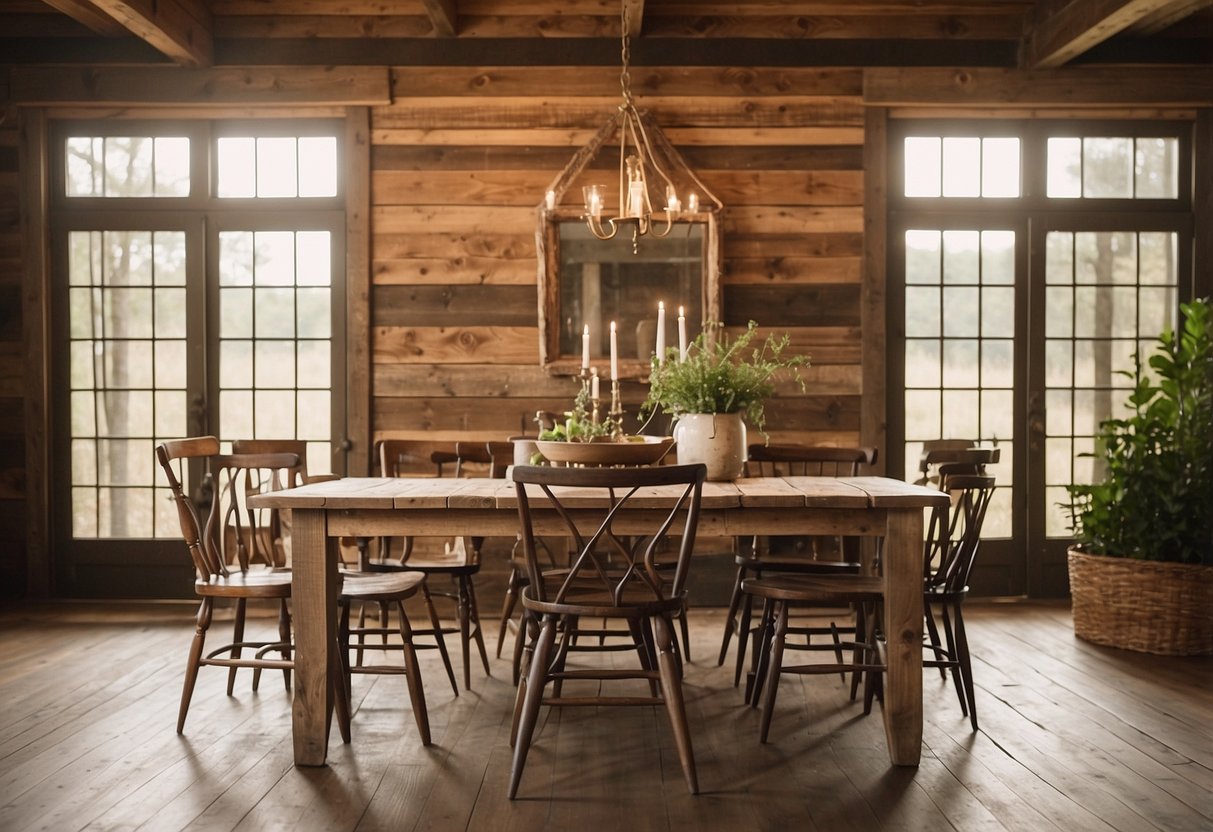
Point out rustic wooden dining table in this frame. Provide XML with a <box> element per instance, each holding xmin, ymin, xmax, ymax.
<box><xmin>250</xmin><ymin>474</ymin><xmax>950</xmax><ymax>769</ymax></box>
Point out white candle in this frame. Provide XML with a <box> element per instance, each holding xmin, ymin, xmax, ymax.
<box><xmin>687</xmin><ymin>193</ymin><xmax>699</xmax><ymax>213</ymax></box>
<box><xmin>610</xmin><ymin>321</ymin><xmax>618</xmax><ymax>380</ymax></box>
<box><xmin>656</xmin><ymin>301</ymin><xmax>666</xmax><ymax>364</ymax></box>
<box><xmin>545</xmin><ymin>190</ymin><xmax>556</xmax><ymax>211</ymax></box>
<box><xmin>582</xmin><ymin>324</ymin><xmax>590</xmax><ymax>370</ymax></box>
<box><xmin>678</xmin><ymin>306</ymin><xmax>688</xmax><ymax>361</ymax></box>
<box><xmin>591</xmin><ymin>368</ymin><xmax>600</xmax><ymax>400</ymax></box>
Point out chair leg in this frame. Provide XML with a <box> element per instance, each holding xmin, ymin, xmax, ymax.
<box><xmin>550</xmin><ymin>615</ymin><xmax>576</xmax><ymax>700</ymax></box>
<box><xmin>924</xmin><ymin>604</ymin><xmax>948</xmax><ymax>678</ymax></box>
<box><xmin>230</xmin><ymin>598</ymin><xmax>246</xmax><ymax>695</ymax></box>
<box><xmin>395</xmin><ymin>600</ymin><xmax>431</xmax><ymax>745</ymax></box>
<box><xmin>497</xmin><ymin>565</ymin><xmax>521</xmax><ymax>658</ymax></box>
<box><xmin>508</xmin><ymin>614</ymin><xmax>558</xmax><ymax>800</ymax></box>
<box><xmin>654</xmin><ymin>614</ymin><xmax>698</xmax><ymax>795</ymax></box>
<box><xmin>849</xmin><ymin>604</ymin><xmax>868</xmax><ymax>702</ymax></box>
<box><xmin>628</xmin><ymin>617</ymin><xmax>659</xmax><ymax>698</ymax></box>
<box><xmin>940</xmin><ymin>603</ymin><xmax>967</xmax><ymax>717</ymax></box>
<box><xmin>677</xmin><ymin>599</ymin><xmax>692</xmax><ymax>664</ymax></box>
<box><xmin>421</xmin><ymin>580</ymin><xmax>458</xmax><ymax>696</ymax></box>
<box><xmin>511</xmin><ymin>612</ymin><xmax>538</xmax><ymax>742</ymax></box>
<box><xmin>733</xmin><ymin>590</ymin><xmax>755</xmax><ymax>688</ymax></box>
<box><xmin>465</xmin><ymin>576</ymin><xmax>491</xmax><ymax>677</ymax></box>
<box><xmin>748</xmin><ymin>599</ymin><xmax>775</xmax><ymax>708</ymax></box>
<box><xmin>953</xmin><ymin>603</ymin><xmax>979</xmax><ymax>731</ymax></box>
<box><xmin>178</xmin><ymin>598</ymin><xmax>212</xmax><ymax>734</ymax></box>
<box><xmin>511</xmin><ymin>607</ymin><xmax>530</xmax><ymax>688</ymax></box>
<box><xmin>336</xmin><ymin>601</ymin><xmax>353</xmax><ymax>744</ymax></box>
<box><xmin>759</xmin><ymin>601</ymin><xmax>789</xmax><ymax>744</ymax></box>
<box><xmin>278</xmin><ymin>599</ymin><xmax>292</xmax><ymax>691</ymax></box>
<box><xmin>717</xmin><ymin>564</ymin><xmax>746</xmax><ymax>666</ymax></box>
<box><xmin>456</xmin><ymin>576</ymin><xmax>472</xmax><ymax>690</ymax></box>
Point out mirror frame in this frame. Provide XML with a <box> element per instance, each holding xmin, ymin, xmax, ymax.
<box><xmin>536</xmin><ymin>206</ymin><xmax>722</xmax><ymax>377</ymax></box>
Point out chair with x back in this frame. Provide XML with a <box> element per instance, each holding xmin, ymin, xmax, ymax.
<box><xmin>507</xmin><ymin>463</ymin><xmax>707</xmax><ymax>798</ymax></box>
<box><xmin>719</xmin><ymin>444</ymin><xmax>877</xmax><ymax>691</ymax></box>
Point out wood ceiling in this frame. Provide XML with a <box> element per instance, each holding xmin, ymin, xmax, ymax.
<box><xmin>1</xmin><ymin>0</ymin><xmax>1211</xmax><ymax>70</ymax></box>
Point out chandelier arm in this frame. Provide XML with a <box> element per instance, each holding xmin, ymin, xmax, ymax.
<box><xmin>630</xmin><ymin>110</ymin><xmax>678</xmax><ymax>197</ymax></box>
<box><xmin>621</xmin><ymin>109</ymin><xmax>657</xmax><ymax>216</ymax></box>
<box><xmin>639</xmin><ymin>110</ymin><xmax>724</xmax><ymax>211</ymax></box>
<box><xmin>543</xmin><ymin>111</ymin><xmax>623</xmax><ymax>203</ymax></box>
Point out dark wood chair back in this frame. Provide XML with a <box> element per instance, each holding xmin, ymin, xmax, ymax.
<box><xmin>510</xmin><ymin>463</ymin><xmax>706</xmax><ymax>609</ymax></box>
<box><xmin>924</xmin><ymin>473</ymin><xmax>996</xmax><ymax>595</ymax></box>
<box><xmin>745</xmin><ymin>444</ymin><xmax>877</xmax><ymax>478</ymax></box>
<box><xmin>918</xmin><ymin>446</ymin><xmax>1001</xmax><ymax>486</ymax></box>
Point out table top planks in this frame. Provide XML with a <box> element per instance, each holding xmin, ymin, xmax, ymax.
<box><xmin>250</xmin><ymin>474</ymin><xmax>946</xmax><ymax>512</ymax></box>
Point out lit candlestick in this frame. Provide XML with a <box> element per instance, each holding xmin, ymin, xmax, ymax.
<box><xmin>656</xmin><ymin>301</ymin><xmax>666</xmax><ymax>364</ymax></box>
<box><xmin>591</xmin><ymin>367</ymin><xmax>600</xmax><ymax>400</ymax></box>
<box><xmin>678</xmin><ymin>306</ymin><xmax>688</xmax><ymax>361</ymax></box>
<box><xmin>582</xmin><ymin>324</ymin><xmax>590</xmax><ymax>370</ymax></box>
<box><xmin>687</xmin><ymin>193</ymin><xmax>699</xmax><ymax>213</ymax></box>
<box><xmin>610</xmin><ymin>321</ymin><xmax>618</xmax><ymax>380</ymax></box>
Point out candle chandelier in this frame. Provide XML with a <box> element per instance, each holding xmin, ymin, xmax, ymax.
<box><xmin>549</xmin><ymin>2</ymin><xmax>720</xmax><ymax>249</ymax></box>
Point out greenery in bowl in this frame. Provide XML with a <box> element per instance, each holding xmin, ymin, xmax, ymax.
<box><xmin>1065</xmin><ymin>297</ymin><xmax>1212</xmax><ymax>565</ymax></box>
<box><xmin>537</xmin><ymin>381</ymin><xmax>619</xmax><ymax>443</ymax></box>
<box><xmin>641</xmin><ymin>320</ymin><xmax>808</xmax><ymax>439</ymax></box>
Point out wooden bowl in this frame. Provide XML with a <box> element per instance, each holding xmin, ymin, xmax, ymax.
<box><xmin>534</xmin><ymin>436</ymin><xmax>674</xmax><ymax>467</ymax></box>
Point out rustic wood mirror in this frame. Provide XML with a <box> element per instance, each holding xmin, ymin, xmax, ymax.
<box><xmin>537</xmin><ymin>208</ymin><xmax>721</xmax><ymax>376</ymax></box>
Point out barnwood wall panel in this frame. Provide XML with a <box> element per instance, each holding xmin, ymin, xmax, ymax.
<box><xmin>371</xmin><ymin>65</ymin><xmax>865</xmax><ymax>448</ymax></box>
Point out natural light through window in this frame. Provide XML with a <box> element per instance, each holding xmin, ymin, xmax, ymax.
<box><xmin>1046</xmin><ymin>136</ymin><xmax>1179</xmax><ymax>199</ymax></box>
<box><xmin>66</xmin><ymin>136</ymin><xmax>190</xmax><ymax>197</ymax></box>
<box><xmin>217</xmin><ymin>136</ymin><xmax>337</xmax><ymax>199</ymax></box>
<box><xmin>904</xmin><ymin>136</ymin><xmax>1020</xmax><ymax>199</ymax></box>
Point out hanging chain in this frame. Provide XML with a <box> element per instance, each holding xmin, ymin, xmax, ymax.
<box><xmin>619</xmin><ymin>3</ymin><xmax>634</xmax><ymax>109</ymax></box>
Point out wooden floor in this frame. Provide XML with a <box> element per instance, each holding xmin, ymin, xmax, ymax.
<box><xmin>1</xmin><ymin>600</ymin><xmax>1211</xmax><ymax>831</ymax></box>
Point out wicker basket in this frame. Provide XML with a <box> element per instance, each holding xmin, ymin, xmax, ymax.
<box><xmin>1068</xmin><ymin>547</ymin><xmax>1213</xmax><ymax>656</ymax></box>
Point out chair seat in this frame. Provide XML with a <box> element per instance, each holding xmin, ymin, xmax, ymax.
<box><xmin>734</xmin><ymin>555</ymin><xmax>861</xmax><ymax>574</ymax></box>
<box><xmin>368</xmin><ymin>555</ymin><xmax>480</xmax><ymax>576</ymax></box>
<box><xmin>521</xmin><ymin>579</ymin><xmax>684</xmax><ymax>619</ymax></box>
<box><xmin>339</xmin><ymin>571</ymin><xmax>426</xmax><ymax>602</ymax></box>
<box><xmin>741</xmin><ymin>574</ymin><xmax>883</xmax><ymax>603</ymax></box>
<box><xmin>195</xmin><ymin>571</ymin><xmax>293</xmax><ymax>599</ymax></box>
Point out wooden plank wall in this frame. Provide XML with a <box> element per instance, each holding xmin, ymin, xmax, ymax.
<box><xmin>370</xmin><ymin>66</ymin><xmax>867</xmax><ymax>451</ymax></box>
<box><xmin>0</xmin><ymin>99</ymin><xmax>26</xmax><ymax>597</ymax></box>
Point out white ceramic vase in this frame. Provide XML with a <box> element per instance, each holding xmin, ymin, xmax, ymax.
<box><xmin>673</xmin><ymin>412</ymin><xmax>747</xmax><ymax>481</ymax></box>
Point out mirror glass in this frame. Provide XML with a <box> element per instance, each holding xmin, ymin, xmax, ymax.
<box><xmin>538</xmin><ymin>212</ymin><xmax>720</xmax><ymax>374</ymax></box>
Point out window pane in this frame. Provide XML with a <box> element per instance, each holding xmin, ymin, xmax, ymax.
<box><xmin>1134</xmin><ymin>137</ymin><xmax>1178</xmax><ymax>199</ymax></box>
<box><xmin>942</xmin><ymin>230</ymin><xmax>979</xmax><ymax>284</ymax></box>
<box><xmin>1083</xmin><ymin>137</ymin><xmax>1133</xmax><ymax>198</ymax></box>
<box><xmin>105</xmin><ymin>137</ymin><xmax>153</xmax><ymax>197</ymax></box>
<box><xmin>255</xmin><ymin>390</ymin><xmax>295</xmax><ymax>437</ymax></box>
<box><xmin>153</xmin><ymin>137</ymin><xmax>190</xmax><ymax>197</ymax></box>
<box><xmin>1047</xmin><ymin>137</ymin><xmax>1081</xmax><ymax>198</ymax></box>
<box><xmin>981</xmin><ymin>287</ymin><xmax>1015</xmax><ymax>337</ymax></box>
<box><xmin>981</xmin><ymin>138</ymin><xmax>1019</xmax><ymax>197</ymax></box>
<box><xmin>218</xmin><ymin>137</ymin><xmax>256</xmax><ymax>198</ymax></box>
<box><xmin>296</xmin><ymin>232</ymin><xmax>331</xmax><ymax>286</ymax></box>
<box><xmin>905</xmin><ymin>287</ymin><xmax>940</xmax><ymax>337</ymax></box>
<box><xmin>257</xmin><ymin>137</ymin><xmax>298</xmax><ymax>198</ymax></box>
<box><xmin>220</xmin><ymin>340</ymin><xmax>253</xmax><ymax>388</ymax></box>
<box><xmin>255</xmin><ymin>232</ymin><xmax>296</xmax><ymax>286</ymax></box>
<box><xmin>154</xmin><ymin>340</ymin><xmax>187</xmax><ymax>388</ymax></box>
<box><xmin>941</xmin><ymin>137</ymin><xmax>980</xmax><ymax>198</ymax></box>
<box><xmin>981</xmin><ymin>389</ymin><xmax>1014</xmax><ymax>439</ymax></box>
<box><xmin>220</xmin><ymin>231</ymin><xmax>254</xmax><ymax>286</ymax></box>
<box><xmin>221</xmin><ymin>390</ymin><xmax>254</xmax><ymax>440</ymax></box>
<box><xmin>296</xmin><ymin>288</ymin><xmax>331</xmax><ymax>338</ymax></box>
<box><xmin>299</xmin><ymin>137</ymin><xmax>337</xmax><ymax>197</ymax></box>
<box><xmin>942</xmin><ymin>287</ymin><xmax>979</xmax><ymax>337</ymax></box>
<box><xmin>153</xmin><ymin>231</ymin><xmax>187</xmax><ymax>286</ymax></box>
<box><xmin>220</xmin><ymin>288</ymin><xmax>253</xmax><ymax>338</ymax></box>
<box><xmin>905</xmin><ymin>230</ymin><xmax>941</xmax><ymax>284</ymax></box>
<box><xmin>66</xmin><ymin>137</ymin><xmax>103</xmax><ymax>196</ymax></box>
<box><xmin>904</xmin><ymin>137</ymin><xmax>941</xmax><ymax>197</ymax></box>
<box><xmin>904</xmin><ymin>390</ymin><xmax>941</xmax><ymax>440</ymax></box>
<box><xmin>904</xmin><ymin>339</ymin><xmax>940</xmax><ymax>387</ymax></box>
<box><xmin>981</xmin><ymin>339</ymin><xmax>1014</xmax><ymax>388</ymax></box>
<box><xmin>255</xmin><ymin>341</ymin><xmax>296</xmax><ymax>389</ymax></box>
<box><xmin>981</xmin><ymin>231</ymin><xmax>1015</xmax><ymax>285</ymax></box>
<box><xmin>941</xmin><ymin>390</ymin><xmax>979</xmax><ymax>438</ymax></box>
<box><xmin>942</xmin><ymin>339</ymin><xmax>979</xmax><ymax>387</ymax></box>
<box><xmin>255</xmin><ymin>288</ymin><xmax>295</xmax><ymax>338</ymax></box>
<box><xmin>297</xmin><ymin>391</ymin><xmax>331</xmax><ymax>440</ymax></box>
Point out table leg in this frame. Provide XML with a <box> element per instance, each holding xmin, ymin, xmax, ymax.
<box><xmin>291</xmin><ymin>509</ymin><xmax>339</xmax><ymax>766</ymax></box>
<box><xmin>882</xmin><ymin>507</ymin><xmax>923</xmax><ymax>766</ymax></box>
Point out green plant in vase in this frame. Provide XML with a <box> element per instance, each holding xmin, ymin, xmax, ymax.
<box><xmin>643</xmin><ymin>320</ymin><xmax>808</xmax><ymax>480</ymax></box>
<box><xmin>537</xmin><ymin>379</ymin><xmax>619</xmax><ymax>443</ymax></box>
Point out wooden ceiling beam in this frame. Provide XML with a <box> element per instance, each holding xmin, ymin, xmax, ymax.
<box><xmin>45</xmin><ymin>0</ymin><xmax>214</xmax><ymax>67</ymax></box>
<box><xmin>37</xmin><ymin>0</ymin><xmax>129</xmax><ymax>38</ymax></box>
<box><xmin>1125</xmin><ymin>0</ymin><xmax>1213</xmax><ymax>35</ymax></box>
<box><xmin>423</xmin><ymin>0</ymin><xmax>459</xmax><ymax>37</ymax></box>
<box><xmin>1021</xmin><ymin>0</ymin><xmax>1199</xmax><ymax>68</ymax></box>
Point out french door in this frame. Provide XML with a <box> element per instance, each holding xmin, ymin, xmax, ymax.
<box><xmin>889</xmin><ymin>120</ymin><xmax>1194</xmax><ymax>597</ymax></box>
<box><xmin>50</xmin><ymin>121</ymin><xmax>346</xmax><ymax>597</ymax></box>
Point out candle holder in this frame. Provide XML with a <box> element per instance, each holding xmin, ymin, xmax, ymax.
<box><xmin>609</xmin><ymin>379</ymin><xmax>625</xmax><ymax>442</ymax></box>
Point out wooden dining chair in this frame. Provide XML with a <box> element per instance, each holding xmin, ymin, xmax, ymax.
<box><xmin>718</xmin><ymin>444</ymin><xmax>877</xmax><ymax>688</ymax></box>
<box><xmin>507</xmin><ymin>463</ymin><xmax>707</xmax><ymax>798</ymax></box>
<box><xmin>365</xmin><ymin>438</ymin><xmax>491</xmax><ymax>691</ymax></box>
<box><xmin>157</xmin><ymin>437</ymin><xmax>297</xmax><ymax>732</ymax></box>
<box><xmin>743</xmin><ymin>471</ymin><xmax>996</xmax><ymax>739</ymax></box>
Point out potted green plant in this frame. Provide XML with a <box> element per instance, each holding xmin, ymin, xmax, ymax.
<box><xmin>1065</xmin><ymin>297</ymin><xmax>1213</xmax><ymax>655</ymax></box>
<box><xmin>643</xmin><ymin>321</ymin><xmax>808</xmax><ymax>480</ymax></box>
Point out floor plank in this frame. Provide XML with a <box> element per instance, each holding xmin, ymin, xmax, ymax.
<box><xmin>0</xmin><ymin>600</ymin><xmax>1209</xmax><ymax>832</ymax></box>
